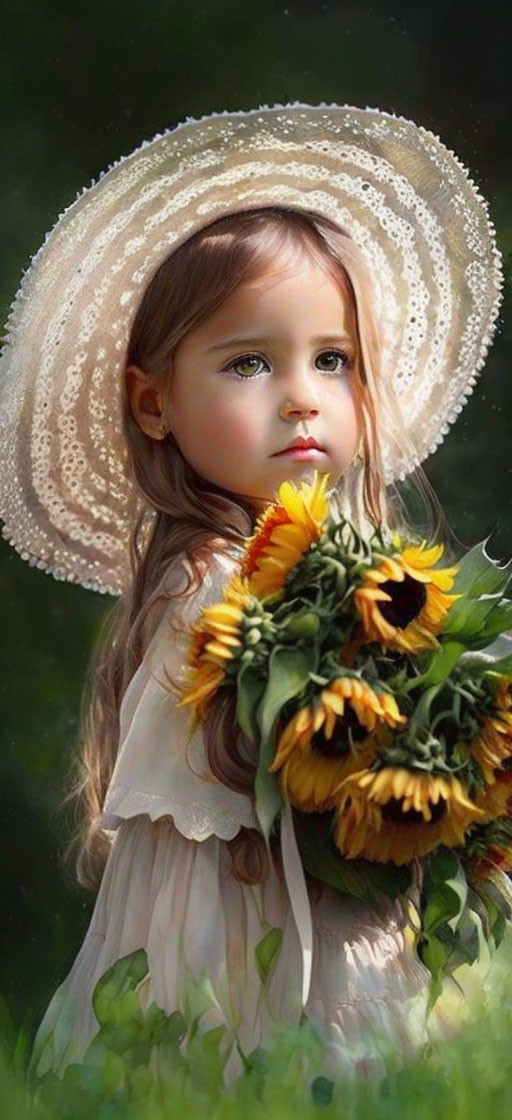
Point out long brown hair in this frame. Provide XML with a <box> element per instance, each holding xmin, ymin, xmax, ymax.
<box><xmin>67</xmin><ymin>205</ymin><xmax>459</xmax><ymax>891</ymax></box>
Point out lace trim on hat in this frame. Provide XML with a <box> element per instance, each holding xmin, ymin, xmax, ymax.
<box><xmin>0</xmin><ymin>103</ymin><xmax>503</xmax><ymax>595</ymax></box>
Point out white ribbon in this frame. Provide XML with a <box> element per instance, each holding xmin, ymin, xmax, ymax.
<box><xmin>280</xmin><ymin>801</ymin><xmax>313</xmax><ymax>1007</ymax></box>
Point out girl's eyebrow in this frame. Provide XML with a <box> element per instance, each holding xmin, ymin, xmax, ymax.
<box><xmin>208</xmin><ymin>333</ymin><xmax>355</xmax><ymax>351</ymax></box>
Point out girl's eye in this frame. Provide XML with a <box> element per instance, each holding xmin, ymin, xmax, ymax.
<box><xmin>315</xmin><ymin>349</ymin><xmax>352</xmax><ymax>374</ymax></box>
<box><xmin>223</xmin><ymin>353</ymin><xmax>269</xmax><ymax>379</ymax></box>
<box><xmin>222</xmin><ymin>348</ymin><xmax>353</xmax><ymax>380</ymax></box>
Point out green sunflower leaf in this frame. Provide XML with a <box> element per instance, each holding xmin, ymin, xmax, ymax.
<box><xmin>254</xmin><ymin>926</ymin><xmax>283</xmax><ymax>985</ymax></box>
<box><xmin>254</xmin><ymin>766</ymin><xmax>282</xmax><ymax>846</ymax></box>
<box><xmin>407</xmin><ymin>640</ymin><xmax>467</xmax><ymax>689</ymax></box>
<box><xmin>450</xmin><ymin>907</ymin><xmax>483</xmax><ymax>967</ymax></box>
<box><xmin>421</xmin><ymin>849</ymin><xmax>467</xmax><ymax>938</ymax></box>
<box><xmin>259</xmin><ymin>645</ymin><xmax>318</xmax><ymax>743</ymax></box>
<box><xmin>441</xmin><ymin>594</ymin><xmax>503</xmax><ymax>639</ymax></box>
<box><xmin>451</xmin><ymin>537</ymin><xmax>512</xmax><ymax>598</ymax></box>
<box><xmin>470</xmin><ymin>599</ymin><xmax>512</xmax><ymax>646</ymax></box>
<box><xmin>236</xmin><ymin>662</ymin><xmax>266</xmax><ymax>742</ymax></box>
<box><xmin>254</xmin><ymin>645</ymin><xmax>318</xmax><ymax>843</ymax></box>
<box><xmin>420</xmin><ymin>934</ymin><xmax>453</xmax><ymax>1012</ymax></box>
<box><xmin>92</xmin><ymin>949</ymin><xmax>149</xmax><ymax>1027</ymax></box>
<box><xmin>476</xmin><ymin>876</ymin><xmax>512</xmax><ymax>946</ymax></box>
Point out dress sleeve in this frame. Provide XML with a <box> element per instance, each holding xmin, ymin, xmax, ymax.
<box><xmin>100</xmin><ymin>549</ymin><xmax>259</xmax><ymax>841</ymax></box>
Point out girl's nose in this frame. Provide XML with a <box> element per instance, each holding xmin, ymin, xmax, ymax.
<box><xmin>279</xmin><ymin>399</ymin><xmax>319</xmax><ymax>421</ymax></box>
<box><xmin>278</xmin><ymin>369</ymin><xmax>321</xmax><ymax>421</ymax></box>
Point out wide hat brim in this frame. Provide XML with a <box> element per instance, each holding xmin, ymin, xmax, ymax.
<box><xmin>0</xmin><ymin>102</ymin><xmax>503</xmax><ymax>595</ymax></box>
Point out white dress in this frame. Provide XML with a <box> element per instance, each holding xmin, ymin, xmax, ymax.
<box><xmin>31</xmin><ymin>547</ymin><xmax>504</xmax><ymax>1085</ymax></box>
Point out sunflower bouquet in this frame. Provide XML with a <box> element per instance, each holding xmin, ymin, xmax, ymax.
<box><xmin>179</xmin><ymin>471</ymin><xmax>512</xmax><ymax>1003</ymax></box>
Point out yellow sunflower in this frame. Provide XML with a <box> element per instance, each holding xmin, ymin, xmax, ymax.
<box><xmin>179</xmin><ymin>574</ymin><xmax>251</xmax><ymax>727</ymax></box>
<box><xmin>241</xmin><ymin>470</ymin><xmax>330</xmax><ymax>598</ymax></box>
<box><xmin>334</xmin><ymin>766</ymin><xmax>485</xmax><ymax>865</ymax></box>
<box><xmin>470</xmin><ymin>676</ymin><xmax>512</xmax><ymax>783</ymax></box>
<box><xmin>353</xmin><ymin>541</ymin><xmax>461</xmax><ymax>654</ymax></box>
<box><xmin>268</xmin><ymin>676</ymin><xmax>405</xmax><ymax>812</ymax></box>
<box><xmin>277</xmin><ymin>737</ymin><xmax>382</xmax><ymax>813</ymax></box>
<box><xmin>474</xmin><ymin>767</ymin><xmax>512</xmax><ymax>822</ymax></box>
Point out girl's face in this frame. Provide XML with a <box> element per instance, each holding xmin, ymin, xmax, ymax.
<box><xmin>167</xmin><ymin>253</ymin><xmax>362</xmax><ymax>506</ymax></box>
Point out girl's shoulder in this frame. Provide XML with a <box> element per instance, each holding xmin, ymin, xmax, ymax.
<box><xmin>162</xmin><ymin>539</ymin><xmax>244</xmax><ymax>604</ymax></box>
<box><xmin>140</xmin><ymin>540</ymin><xmax>244</xmax><ymax>656</ymax></box>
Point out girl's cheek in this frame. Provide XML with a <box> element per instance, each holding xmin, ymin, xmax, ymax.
<box><xmin>325</xmin><ymin>377</ymin><xmax>357</xmax><ymax>405</ymax></box>
<box><xmin>208</xmin><ymin>396</ymin><xmax>263</xmax><ymax>443</ymax></box>
<box><xmin>227</xmin><ymin>413</ymin><xmax>261</xmax><ymax>445</ymax></box>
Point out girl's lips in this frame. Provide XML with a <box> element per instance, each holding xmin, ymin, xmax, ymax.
<box><xmin>273</xmin><ymin>447</ymin><xmax>326</xmax><ymax>460</ymax></box>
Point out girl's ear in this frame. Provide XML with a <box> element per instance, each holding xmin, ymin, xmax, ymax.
<box><xmin>125</xmin><ymin>364</ymin><xmax>171</xmax><ymax>440</ymax></box>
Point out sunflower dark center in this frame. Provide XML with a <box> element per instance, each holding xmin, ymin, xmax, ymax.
<box><xmin>312</xmin><ymin>705</ymin><xmax>368</xmax><ymax>757</ymax></box>
<box><xmin>381</xmin><ymin>797</ymin><xmax>446</xmax><ymax>825</ymax></box>
<box><xmin>378</xmin><ymin>575</ymin><xmax>427</xmax><ymax>630</ymax></box>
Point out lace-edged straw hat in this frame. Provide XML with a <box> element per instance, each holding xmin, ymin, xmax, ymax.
<box><xmin>0</xmin><ymin>102</ymin><xmax>503</xmax><ymax>595</ymax></box>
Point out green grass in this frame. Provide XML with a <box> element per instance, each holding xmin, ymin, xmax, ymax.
<box><xmin>1</xmin><ymin>943</ymin><xmax>512</xmax><ymax>1120</ymax></box>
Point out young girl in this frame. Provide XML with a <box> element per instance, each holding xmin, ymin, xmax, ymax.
<box><xmin>0</xmin><ymin>104</ymin><xmax>505</xmax><ymax>1086</ymax></box>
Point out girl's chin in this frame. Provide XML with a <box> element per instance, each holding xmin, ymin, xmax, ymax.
<box><xmin>273</xmin><ymin>459</ymin><xmax>338</xmax><ymax>485</ymax></box>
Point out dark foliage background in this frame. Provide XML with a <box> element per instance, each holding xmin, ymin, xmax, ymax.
<box><xmin>1</xmin><ymin>0</ymin><xmax>511</xmax><ymax>1036</ymax></box>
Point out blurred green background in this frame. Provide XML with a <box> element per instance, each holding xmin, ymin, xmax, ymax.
<box><xmin>1</xmin><ymin>0</ymin><xmax>511</xmax><ymax>1039</ymax></box>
